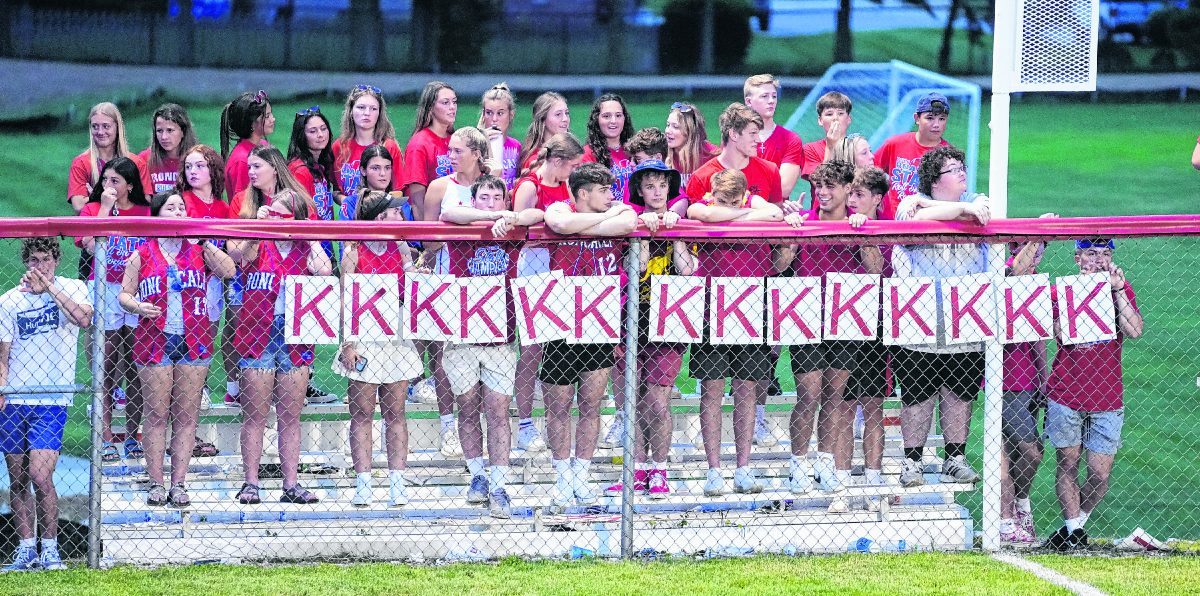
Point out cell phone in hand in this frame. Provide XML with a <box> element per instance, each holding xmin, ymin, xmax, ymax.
<box><xmin>355</xmin><ymin>356</ymin><xmax>368</xmax><ymax>372</ymax></box>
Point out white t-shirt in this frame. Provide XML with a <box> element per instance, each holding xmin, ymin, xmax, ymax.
<box><xmin>434</xmin><ymin>176</ymin><xmax>476</xmax><ymax>274</ymax></box>
<box><xmin>0</xmin><ymin>278</ymin><xmax>90</xmax><ymax>406</ymax></box>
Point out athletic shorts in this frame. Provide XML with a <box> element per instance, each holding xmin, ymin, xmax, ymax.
<box><xmin>1045</xmin><ymin>400</ymin><xmax>1123</xmax><ymax>455</ymax></box>
<box><xmin>688</xmin><ymin>341</ymin><xmax>774</xmax><ymax>382</ymax></box>
<box><xmin>613</xmin><ymin>341</ymin><xmax>686</xmax><ymax>387</ymax></box>
<box><xmin>0</xmin><ymin>404</ymin><xmax>67</xmax><ymax>453</ymax></box>
<box><xmin>141</xmin><ymin>333</ymin><xmax>212</xmax><ymax>367</ymax></box>
<box><xmin>894</xmin><ymin>349</ymin><xmax>984</xmax><ymax>406</ymax></box>
<box><xmin>443</xmin><ymin>341</ymin><xmax>519</xmax><ymax>396</ymax></box>
<box><xmin>1002</xmin><ymin>390</ymin><xmax>1041</xmax><ymax>443</ymax></box>
<box><xmin>789</xmin><ymin>341</ymin><xmax>857</xmax><ymax>375</ymax></box>
<box><xmin>539</xmin><ymin>340</ymin><xmax>614</xmax><ymax>386</ymax></box>
<box><xmin>90</xmin><ymin>280</ymin><xmax>138</xmax><ymax>331</ymax></box>
<box><xmin>847</xmin><ymin>339</ymin><xmax>890</xmax><ymax>399</ymax></box>
<box><xmin>240</xmin><ymin>316</ymin><xmax>307</xmax><ymax>373</ymax></box>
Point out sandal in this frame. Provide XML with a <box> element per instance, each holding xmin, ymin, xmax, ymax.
<box><xmin>280</xmin><ymin>484</ymin><xmax>319</xmax><ymax>504</ymax></box>
<box><xmin>192</xmin><ymin>437</ymin><xmax>220</xmax><ymax>458</ymax></box>
<box><xmin>236</xmin><ymin>482</ymin><xmax>261</xmax><ymax>505</ymax></box>
<box><xmin>146</xmin><ymin>484</ymin><xmax>167</xmax><ymax>506</ymax></box>
<box><xmin>101</xmin><ymin>442</ymin><xmax>120</xmax><ymax>463</ymax></box>
<box><xmin>124</xmin><ymin>438</ymin><xmax>144</xmax><ymax>459</ymax></box>
<box><xmin>168</xmin><ymin>483</ymin><xmax>191</xmax><ymax>508</ymax></box>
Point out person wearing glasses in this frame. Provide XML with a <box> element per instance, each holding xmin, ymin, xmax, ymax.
<box><xmin>873</xmin><ymin>92</ymin><xmax>952</xmax><ymax>220</ymax></box>
<box><xmin>332</xmin><ymin>84</ymin><xmax>404</xmax><ymax>200</ymax></box>
<box><xmin>117</xmin><ymin>192</ymin><xmax>236</xmax><ymax>507</ymax></box>
<box><xmin>890</xmin><ymin>144</ymin><xmax>991</xmax><ymax>490</ymax></box>
<box><xmin>0</xmin><ymin>238</ymin><xmax>92</xmax><ymax>572</ymax></box>
<box><xmin>1043</xmin><ymin>238</ymin><xmax>1143</xmax><ymax>551</ymax></box>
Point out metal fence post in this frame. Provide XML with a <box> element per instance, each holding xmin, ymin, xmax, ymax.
<box><xmin>980</xmin><ymin>242</ymin><xmax>1005</xmax><ymax>551</ymax></box>
<box><xmin>87</xmin><ymin>238</ymin><xmax>107</xmax><ymax>568</ymax></box>
<box><xmin>619</xmin><ymin>239</ymin><xmax>641</xmax><ymax>559</ymax></box>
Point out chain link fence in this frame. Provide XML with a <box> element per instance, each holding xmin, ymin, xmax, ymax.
<box><xmin>0</xmin><ymin>213</ymin><xmax>1196</xmax><ymax>568</ymax></box>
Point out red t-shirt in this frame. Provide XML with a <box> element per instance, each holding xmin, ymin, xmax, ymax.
<box><xmin>873</xmin><ymin>133</ymin><xmax>949</xmax><ymax>220</ymax></box>
<box><xmin>1047</xmin><ymin>283</ymin><xmax>1139</xmax><ymax>412</ymax></box>
<box><xmin>514</xmin><ymin>171</ymin><xmax>570</xmax><ymax>211</ymax></box>
<box><xmin>582</xmin><ymin>145</ymin><xmax>636</xmax><ymax>201</ymax></box>
<box><xmin>67</xmin><ymin>151</ymin><xmax>154</xmax><ymax>206</ymax></box>
<box><xmin>224</xmin><ymin>139</ymin><xmax>266</xmax><ymax>202</ymax></box>
<box><xmin>287</xmin><ymin>159</ymin><xmax>337</xmax><ymax>222</ymax></box>
<box><xmin>800</xmin><ymin>139</ymin><xmax>826</xmax><ymax>180</ymax></box>
<box><xmin>757</xmin><ymin>125</ymin><xmax>804</xmax><ymax>169</ymax></box>
<box><xmin>332</xmin><ymin>138</ymin><xmax>403</xmax><ymax>199</ymax></box>
<box><xmin>401</xmin><ymin>128</ymin><xmax>452</xmax><ymax>191</ymax></box>
<box><xmin>1003</xmin><ymin>343</ymin><xmax>1040</xmax><ymax>393</ymax></box>
<box><xmin>685</xmin><ymin>155</ymin><xmax>783</xmax><ymax>205</ymax></box>
<box><xmin>137</xmin><ymin>148</ymin><xmax>181</xmax><ymax>195</ymax></box>
<box><xmin>182</xmin><ymin>189</ymin><xmax>230</xmax><ymax>220</ymax></box>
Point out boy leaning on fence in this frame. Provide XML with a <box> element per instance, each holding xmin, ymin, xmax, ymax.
<box><xmin>1</xmin><ymin>238</ymin><xmax>93</xmax><ymax>572</ymax></box>
<box><xmin>1043</xmin><ymin>238</ymin><xmax>1144</xmax><ymax>551</ymax></box>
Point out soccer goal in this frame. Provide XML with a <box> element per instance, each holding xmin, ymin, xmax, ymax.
<box><xmin>782</xmin><ymin>61</ymin><xmax>982</xmax><ymax>195</ymax></box>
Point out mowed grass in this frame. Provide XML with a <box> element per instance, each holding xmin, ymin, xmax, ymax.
<box><xmin>1028</xmin><ymin>554</ymin><xmax>1200</xmax><ymax>595</ymax></box>
<box><xmin>1</xmin><ymin>97</ymin><xmax>1199</xmax><ymax>545</ymax></box>
<box><xmin>0</xmin><ymin>554</ymin><xmax>1072</xmax><ymax>595</ymax></box>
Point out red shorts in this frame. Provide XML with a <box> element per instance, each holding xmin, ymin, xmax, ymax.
<box><xmin>614</xmin><ymin>341</ymin><xmax>685</xmax><ymax>387</ymax></box>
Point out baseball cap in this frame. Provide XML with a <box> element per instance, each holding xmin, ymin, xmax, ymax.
<box><xmin>357</xmin><ymin>192</ymin><xmax>408</xmax><ymax>221</ymax></box>
<box><xmin>1075</xmin><ymin>238</ymin><xmax>1116</xmax><ymax>251</ymax></box>
<box><xmin>627</xmin><ymin>159</ymin><xmax>682</xmax><ymax>207</ymax></box>
<box><xmin>915</xmin><ymin>92</ymin><xmax>950</xmax><ymax>115</ymax></box>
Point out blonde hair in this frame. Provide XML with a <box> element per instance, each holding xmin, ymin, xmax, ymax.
<box><xmin>667</xmin><ymin>103</ymin><xmax>718</xmax><ymax>175</ymax></box>
<box><xmin>743</xmin><ymin>73</ymin><xmax>780</xmax><ymax>98</ymax></box>
<box><xmin>477</xmin><ymin>82</ymin><xmax>516</xmax><ymax>130</ymax></box>
<box><xmin>830</xmin><ymin>134</ymin><xmax>867</xmax><ymax>164</ymax></box>
<box><xmin>86</xmin><ymin>102</ymin><xmax>132</xmax><ymax>187</ymax></box>
<box><xmin>451</xmin><ymin>126</ymin><xmax>492</xmax><ymax>174</ymax></box>
<box><xmin>710</xmin><ymin>169</ymin><xmax>748</xmax><ymax>203</ymax></box>
<box><xmin>336</xmin><ymin>85</ymin><xmax>397</xmax><ymax>165</ymax></box>
<box><xmin>239</xmin><ymin>145</ymin><xmax>314</xmax><ymax>219</ymax></box>
<box><xmin>520</xmin><ymin>92</ymin><xmax>567</xmax><ymax>170</ymax></box>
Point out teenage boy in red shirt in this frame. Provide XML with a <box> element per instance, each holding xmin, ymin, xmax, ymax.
<box><xmin>743</xmin><ymin>74</ymin><xmax>804</xmax><ymax>199</ymax></box>
<box><xmin>1043</xmin><ymin>239</ymin><xmax>1143</xmax><ymax>551</ymax></box>
<box><xmin>873</xmin><ymin>92</ymin><xmax>952</xmax><ymax>220</ymax></box>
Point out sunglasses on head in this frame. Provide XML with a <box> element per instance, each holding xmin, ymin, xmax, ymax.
<box><xmin>670</xmin><ymin>102</ymin><xmax>694</xmax><ymax>113</ymax></box>
<box><xmin>1076</xmin><ymin>239</ymin><xmax>1115</xmax><ymax>251</ymax></box>
<box><xmin>355</xmin><ymin>84</ymin><xmax>383</xmax><ymax>95</ymax></box>
<box><xmin>252</xmin><ymin>89</ymin><xmax>269</xmax><ymax>105</ymax></box>
<box><xmin>296</xmin><ymin>105</ymin><xmax>321</xmax><ymax>116</ymax></box>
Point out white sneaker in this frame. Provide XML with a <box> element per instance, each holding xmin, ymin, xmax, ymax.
<box><xmin>389</xmin><ymin>473</ymin><xmax>408</xmax><ymax>507</ymax></box>
<box><xmin>440</xmin><ymin>422</ymin><xmax>463</xmax><ymax>458</ymax></box>
<box><xmin>571</xmin><ymin>460</ymin><xmax>597</xmax><ymax>505</ymax></box>
<box><xmin>940</xmin><ymin>455</ymin><xmax>981</xmax><ymax>483</ymax></box>
<box><xmin>600</xmin><ymin>412</ymin><xmax>625</xmax><ymax>449</ymax></box>
<box><xmin>516</xmin><ymin>423</ymin><xmax>546</xmax><ymax>453</ymax></box>
<box><xmin>201</xmin><ymin>386</ymin><xmax>212</xmax><ymax>410</ymax></box>
<box><xmin>733</xmin><ymin>467</ymin><xmax>763</xmax><ymax>494</ymax></box>
<box><xmin>703</xmin><ymin>468</ymin><xmax>726</xmax><ymax>497</ymax></box>
<box><xmin>550</xmin><ymin>463</ymin><xmax>574</xmax><ymax>511</ymax></box>
<box><xmin>863</xmin><ymin>469</ymin><xmax>886</xmax><ymax>486</ymax></box>
<box><xmin>351</xmin><ymin>475</ymin><xmax>372</xmax><ymax>507</ymax></box>
<box><xmin>812</xmin><ymin>454</ymin><xmax>844</xmax><ymax>493</ymax></box>
<box><xmin>753</xmin><ymin>415</ymin><xmax>779</xmax><ymax>447</ymax></box>
<box><xmin>787</xmin><ymin>458</ymin><xmax>814</xmax><ymax>494</ymax></box>
<box><xmin>827</xmin><ymin>496</ymin><xmax>851</xmax><ymax>513</ymax></box>
<box><xmin>413</xmin><ymin>377</ymin><xmax>438</xmax><ymax>405</ymax></box>
<box><xmin>900</xmin><ymin>458</ymin><xmax>925</xmax><ymax>487</ymax></box>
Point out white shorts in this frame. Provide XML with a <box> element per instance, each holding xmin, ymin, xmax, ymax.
<box><xmin>443</xmin><ymin>341</ymin><xmax>518</xmax><ymax>396</ymax></box>
<box><xmin>517</xmin><ymin>246</ymin><xmax>550</xmax><ymax>278</ymax></box>
<box><xmin>332</xmin><ymin>338</ymin><xmax>424</xmax><ymax>385</ymax></box>
<box><xmin>206</xmin><ymin>276</ymin><xmax>224</xmax><ymax>322</ymax></box>
<box><xmin>90</xmin><ymin>280</ymin><xmax>138</xmax><ymax>331</ymax></box>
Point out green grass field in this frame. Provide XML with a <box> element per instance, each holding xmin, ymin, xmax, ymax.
<box><xmin>1</xmin><ymin>94</ymin><xmax>1199</xmax><ymax>573</ymax></box>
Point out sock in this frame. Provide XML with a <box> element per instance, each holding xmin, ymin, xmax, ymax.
<box><xmin>466</xmin><ymin>456</ymin><xmax>485</xmax><ymax>477</ymax></box>
<box><xmin>1078</xmin><ymin>510</ymin><xmax>1091</xmax><ymax>527</ymax></box>
<box><xmin>734</xmin><ymin>466</ymin><xmax>752</xmax><ymax>480</ymax></box>
<box><xmin>357</xmin><ymin>472</ymin><xmax>372</xmax><ymax>483</ymax></box>
<box><xmin>226</xmin><ymin>381</ymin><xmax>240</xmax><ymax>397</ymax></box>
<box><xmin>1065</xmin><ymin>517</ymin><xmax>1080</xmax><ymax>533</ymax></box>
<box><xmin>519</xmin><ymin>418</ymin><xmax>534</xmax><ymax>429</ymax></box>
<box><xmin>389</xmin><ymin>469</ymin><xmax>405</xmax><ymax>484</ymax></box>
<box><xmin>905</xmin><ymin>447</ymin><xmax>924</xmax><ymax>462</ymax></box>
<box><xmin>552</xmin><ymin>458</ymin><xmax>571</xmax><ymax>474</ymax></box>
<box><xmin>41</xmin><ymin>538</ymin><xmax>57</xmax><ymax>551</ymax></box>
<box><xmin>648</xmin><ymin>460</ymin><xmax>660</xmax><ymax>472</ymax></box>
<box><xmin>835</xmin><ymin>469</ymin><xmax>852</xmax><ymax>484</ymax></box>
<box><xmin>572</xmin><ymin>457</ymin><xmax>590</xmax><ymax>473</ymax></box>
<box><xmin>1016</xmin><ymin>497</ymin><xmax>1032</xmax><ymax>514</ymax></box>
<box><xmin>440</xmin><ymin>414</ymin><xmax>455</xmax><ymax>431</ymax></box>
<box><xmin>1000</xmin><ymin>518</ymin><xmax>1015</xmax><ymax>533</ymax></box>
<box><xmin>489</xmin><ymin>465</ymin><xmax>509</xmax><ymax>489</ymax></box>
<box><xmin>635</xmin><ymin>461</ymin><xmax>650</xmax><ymax>471</ymax></box>
<box><xmin>18</xmin><ymin>538</ymin><xmax>35</xmax><ymax>549</ymax></box>
<box><xmin>865</xmin><ymin>468</ymin><xmax>884</xmax><ymax>485</ymax></box>
<box><xmin>756</xmin><ymin>404</ymin><xmax>766</xmax><ymax>420</ymax></box>
<box><xmin>944</xmin><ymin>442</ymin><xmax>966</xmax><ymax>459</ymax></box>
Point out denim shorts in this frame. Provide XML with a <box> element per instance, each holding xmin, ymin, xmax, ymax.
<box><xmin>144</xmin><ymin>333</ymin><xmax>212</xmax><ymax>367</ymax></box>
<box><xmin>1045</xmin><ymin>400</ymin><xmax>1124</xmax><ymax>455</ymax></box>
<box><xmin>239</xmin><ymin>315</ymin><xmax>303</xmax><ymax>373</ymax></box>
<box><xmin>0</xmin><ymin>404</ymin><xmax>67</xmax><ymax>453</ymax></box>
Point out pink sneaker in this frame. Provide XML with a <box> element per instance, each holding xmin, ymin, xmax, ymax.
<box><xmin>1016</xmin><ymin>509</ymin><xmax>1036</xmax><ymax>540</ymax></box>
<box><xmin>647</xmin><ymin>469</ymin><xmax>670</xmax><ymax>500</ymax></box>
<box><xmin>1001</xmin><ymin>524</ymin><xmax>1037</xmax><ymax>545</ymax></box>
<box><xmin>224</xmin><ymin>392</ymin><xmax>240</xmax><ymax>407</ymax></box>
<box><xmin>604</xmin><ymin>469</ymin><xmax>648</xmax><ymax>496</ymax></box>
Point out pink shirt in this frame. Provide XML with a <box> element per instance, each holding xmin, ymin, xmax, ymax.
<box><xmin>1047</xmin><ymin>283</ymin><xmax>1140</xmax><ymax>412</ymax></box>
<box><xmin>498</xmin><ymin>136</ymin><xmax>523</xmax><ymax>190</ymax></box>
<box><xmin>582</xmin><ymin>144</ymin><xmax>636</xmax><ymax>200</ymax></box>
<box><xmin>1004</xmin><ymin>343</ymin><xmax>1040</xmax><ymax>393</ymax></box>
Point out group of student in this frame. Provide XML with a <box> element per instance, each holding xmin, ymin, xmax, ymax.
<box><xmin>0</xmin><ymin>74</ymin><xmax>1144</xmax><ymax>571</ymax></box>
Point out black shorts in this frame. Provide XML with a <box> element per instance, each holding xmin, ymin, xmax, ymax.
<box><xmin>688</xmin><ymin>341</ymin><xmax>774</xmax><ymax>382</ymax></box>
<box><xmin>539</xmin><ymin>340</ymin><xmax>615</xmax><ymax>386</ymax></box>
<box><xmin>789</xmin><ymin>341</ymin><xmax>857</xmax><ymax>375</ymax></box>
<box><xmin>894</xmin><ymin>349</ymin><xmax>984</xmax><ymax>406</ymax></box>
<box><xmin>846</xmin><ymin>340</ymin><xmax>890</xmax><ymax>399</ymax></box>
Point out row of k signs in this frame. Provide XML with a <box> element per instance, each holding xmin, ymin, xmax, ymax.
<box><xmin>282</xmin><ymin>271</ymin><xmax>1121</xmax><ymax>348</ymax></box>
